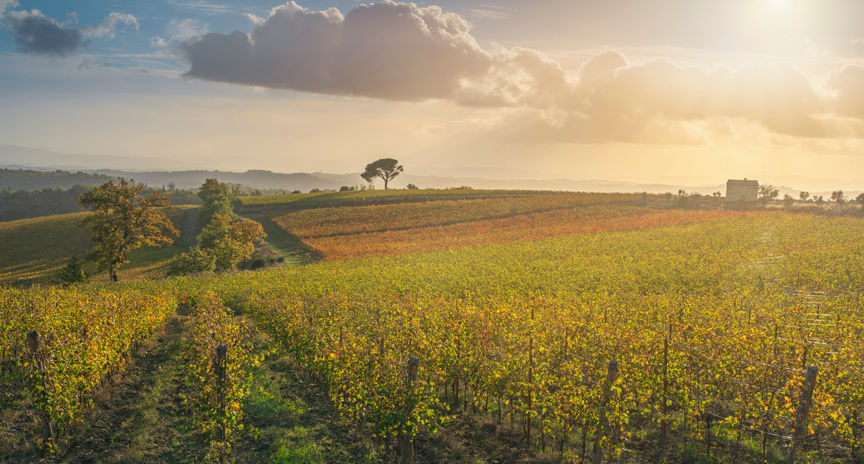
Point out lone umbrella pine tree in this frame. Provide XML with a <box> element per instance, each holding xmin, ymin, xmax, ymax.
<box><xmin>361</xmin><ymin>158</ymin><xmax>404</xmax><ymax>189</ymax></box>
<box><xmin>77</xmin><ymin>178</ymin><xmax>179</xmax><ymax>282</ymax></box>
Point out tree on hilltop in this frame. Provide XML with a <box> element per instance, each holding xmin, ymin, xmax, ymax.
<box><xmin>77</xmin><ymin>178</ymin><xmax>178</xmax><ymax>282</ymax></box>
<box><xmin>361</xmin><ymin>158</ymin><xmax>403</xmax><ymax>190</ymax></box>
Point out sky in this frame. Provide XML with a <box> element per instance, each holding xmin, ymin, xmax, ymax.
<box><xmin>2</xmin><ymin>0</ymin><xmax>864</xmax><ymax>184</ymax></box>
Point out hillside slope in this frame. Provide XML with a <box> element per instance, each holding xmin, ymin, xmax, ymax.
<box><xmin>0</xmin><ymin>209</ymin><xmax>190</xmax><ymax>286</ymax></box>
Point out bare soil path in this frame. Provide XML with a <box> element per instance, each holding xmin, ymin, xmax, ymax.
<box><xmin>182</xmin><ymin>208</ymin><xmax>198</xmax><ymax>248</ymax></box>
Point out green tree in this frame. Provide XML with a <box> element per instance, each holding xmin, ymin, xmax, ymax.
<box><xmin>831</xmin><ymin>190</ymin><xmax>847</xmax><ymax>212</ymax></box>
<box><xmin>56</xmin><ymin>256</ymin><xmax>88</xmax><ymax>286</ymax></box>
<box><xmin>166</xmin><ymin>246</ymin><xmax>216</xmax><ymax>276</ymax></box>
<box><xmin>77</xmin><ymin>178</ymin><xmax>178</xmax><ymax>282</ymax></box>
<box><xmin>360</xmin><ymin>158</ymin><xmax>404</xmax><ymax>190</ymax></box>
<box><xmin>758</xmin><ymin>184</ymin><xmax>779</xmax><ymax>207</ymax></box>
<box><xmin>197</xmin><ymin>179</ymin><xmax>233</xmax><ymax>229</ymax></box>
<box><xmin>799</xmin><ymin>191</ymin><xmax>810</xmax><ymax>202</ymax></box>
<box><xmin>198</xmin><ymin>213</ymin><xmax>266</xmax><ymax>271</ymax></box>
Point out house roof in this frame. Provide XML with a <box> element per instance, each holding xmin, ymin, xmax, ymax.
<box><xmin>726</xmin><ymin>179</ymin><xmax>759</xmax><ymax>186</ymax></box>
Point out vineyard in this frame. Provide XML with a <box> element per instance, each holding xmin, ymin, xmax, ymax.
<box><xmin>0</xmin><ymin>209</ymin><xmax>191</xmax><ymax>286</ymax></box>
<box><xmin>0</xmin><ymin>191</ymin><xmax>862</xmax><ymax>463</ymax></box>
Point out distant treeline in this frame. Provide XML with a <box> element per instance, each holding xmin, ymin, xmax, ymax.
<box><xmin>0</xmin><ymin>186</ymin><xmax>202</xmax><ymax>222</ymax></box>
<box><xmin>0</xmin><ymin>168</ymin><xmax>115</xmax><ymax>191</ymax></box>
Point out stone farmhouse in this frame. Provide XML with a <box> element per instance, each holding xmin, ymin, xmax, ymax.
<box><xmin>725</xmin><ymin>178</ymin><xmax>759</xmax><ymax>203</ymax></box>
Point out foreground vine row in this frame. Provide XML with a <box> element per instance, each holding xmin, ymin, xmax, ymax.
<box><xmin>0</xmin><ymin>283</ymin><xmax>177</xmax><ymax>450</ymax></box>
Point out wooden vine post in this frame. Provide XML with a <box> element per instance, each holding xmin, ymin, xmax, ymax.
<box><xmin>27</xmin><ymin>330</ymin><xmax>53</xmax><ymax>450</ymax></box>
<box><xmin>527</xmin><ymin>306</ymin><xmax>534</xmax><ymax>443</ymax></box>
<box><xmin>400</xmin><ymin>356</ymin><xmax>420</xmax><ymax>464</ymax></box>
<box><xmin>662</xmin><ymin>334</ymin><xmax>668</xmax><ymax>442</ymax></box>
<box><xmin>592</xmin><ymin>359</ymin><xmax>618</xmax><ymax>464</ymax></box>
<box><xmin>788</xmin><ymin>366</ymin><xmax>818</xmax><ymax>464</ymax></box>
<box><xmin>215</xmin><ymin>344</ymin><xmax>228</xmax><ymax>464</ymax></box>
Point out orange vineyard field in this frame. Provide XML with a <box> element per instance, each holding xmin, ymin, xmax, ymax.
<box><xmin>268</xmin><ymin>192</ymin><xmax>643</xmax><ymax>239</ymax></box>
<box><xmin>270</xmin><ymin>197</ymin><xmax>748</xmax><ymax>260</ymax></box>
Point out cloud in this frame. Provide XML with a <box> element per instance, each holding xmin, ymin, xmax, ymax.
<box><xmin>0</xmin><ymin>0</ymin><xmax>17</xmax><ymax>14</ymax></box>
<box><xmin>81</xmin><ymin>12</ymin><xmax>138</xmax><ymax>39</ymax></box>
<box><xmin>2</xmin><ymin>8</ymin><xmax>138</xmax><ymax>56</ymax></box>
<box><xmin>180</xmin><ymin>1</ymin><xmax>491</xmax><ymax>100</ymax></box>
<box><xmin>180</xmin><ymin>1</ymin><xmax>571</xmax><ymax>104</ymax></box>
<box><xmin>3</xmin><ymin>9</ymin><xmax>87</xmax><ymax>56</ymax></box>
<box><xmin>174</xmin><ymin>1</ymin><xmax>862</xmax><ymax>142</ymax></box>
<box><xmin>150</xmin><ymin>36</ymin><xmax>168</xmax><ymax>50</ymax></box>
<box><xmin>169</xmin><ymin>0</ymin><xmax>235</xmax><ymax>16</ymax></box>
<box><xmin>575</xmin><ymin>53</ymin><xmax>828</xmax><ymax>138</ymax></box>
<box><xmin>78</xmin><ymin>58</ymin><xmax>109</xmax><ymax>70</ymax></box>
<box><xmin>168</xmin><ymin>18</ymin><xmax>207</xmax><ymax>39</ymax></box>
<box><xmin>827</xmin><ymin>65</ymin><xmax>864</xmax><ymax>120</ymax></box>
<box><xmin>467</xmin><ymin>8</ymin><xmax>509</xmax><ymax>20</ymax></box>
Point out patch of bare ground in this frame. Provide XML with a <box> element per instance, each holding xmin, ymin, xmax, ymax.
<box><xmin>415</xmin><ymin>412</ymin><xmax>556</xmax><ymax>464</ymax></box>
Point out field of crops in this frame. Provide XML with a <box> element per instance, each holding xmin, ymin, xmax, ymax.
<box><xmin>268</xmin><ymin>192</ymin><xmax>710</xmax><ymax>260</ymax></box>
<box><xmin>237</xmin><ymin>188</ymin><xmax>610</xmax><ymax>210</ymax></box>
<box><xmin>0</xmin><ymin>209</ymin><xmax>190</xmax><ymax>286</ymax></box>
<box><xmin>1</xmin><ymin>191</ymin><xmax>862</xmax><ymax>463</ymax></box>
<box><xmin>185</xmin><ymin>211</ymin><xmax>860</xmax><ymax>462</ymax></box>
<box><xmin>269</xmin><ymin>193</ymin><xmax>642</xmax><ymax>238</ymax></box>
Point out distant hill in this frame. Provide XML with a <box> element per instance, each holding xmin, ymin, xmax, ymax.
<box><xmin>92</xmin><ymin>169</ymin><xmax>343</xmax><ymax>192</ymax></box>
<box><xmin>0</xmin><ymin>168</ymin><xmax>114</xmax><ymax>191</ymax></box>
<box><xmin>0</xmin><ymin>145</ymin><xmax>196</xmax><ymax>171</ymax></box>
<box><xmin>0</xmin><ymin>168</ymin><xmax>204</xmax><ymax>222</ymax></box>
<box><xmin>2</xmin><ymin>144</ymin><xmax>861</xmax><ymax>198</ymax></box>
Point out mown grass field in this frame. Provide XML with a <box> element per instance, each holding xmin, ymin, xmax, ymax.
<box><xmin>1</xmin><ymin>189</ymin><xmax>863</xmax><ymax>464</ymax></box>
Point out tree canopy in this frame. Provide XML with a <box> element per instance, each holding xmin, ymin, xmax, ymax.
<box><xmin>77</xmin><ymin>178</ymin><xmax>179</xmax><ymax>281</ymax></box>
<box><xmin>197</xmin><ymin>213</ymin><xmax>266</xmax><ymax>271</ymax></box>
<box><xmin>197</xmin><ymin>178</ymin><xmax>234</xmax><ymax>229</ymax></box>
<box><xmin>758</xmin><ymin>184</ymin><xmax>779</xmax><ymax>207</ymax></box>
<box><xmin>360</xmin><ymin>158</ymin><xmax>404</xmax><ymax>190</ymax></box>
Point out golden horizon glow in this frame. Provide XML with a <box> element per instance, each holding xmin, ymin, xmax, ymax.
<box><xmin>1</xmin><ymin>0</ymin><xmax>864</xmax><ymax>190</ymax></box>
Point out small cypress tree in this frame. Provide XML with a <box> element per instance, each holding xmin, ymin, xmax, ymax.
<box><xmin>57</xmin><ymin>256</ymin><xmax>88</xmax><ymax>286</ymax></box>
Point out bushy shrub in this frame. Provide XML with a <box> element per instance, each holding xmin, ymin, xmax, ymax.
<box><xmin>167</xmin><ymin>247</ymin><xmax>216</xmax><ymax>276</ymax></box>
<box><xmin>249</xmin><ymin>258</ymin><xmax>266</xmax><ymax>270</ymax></box>
<box><xmin>57</xmin><ymin>256</ymin><xmax>88</xmax><ymax>285</ymax></box>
